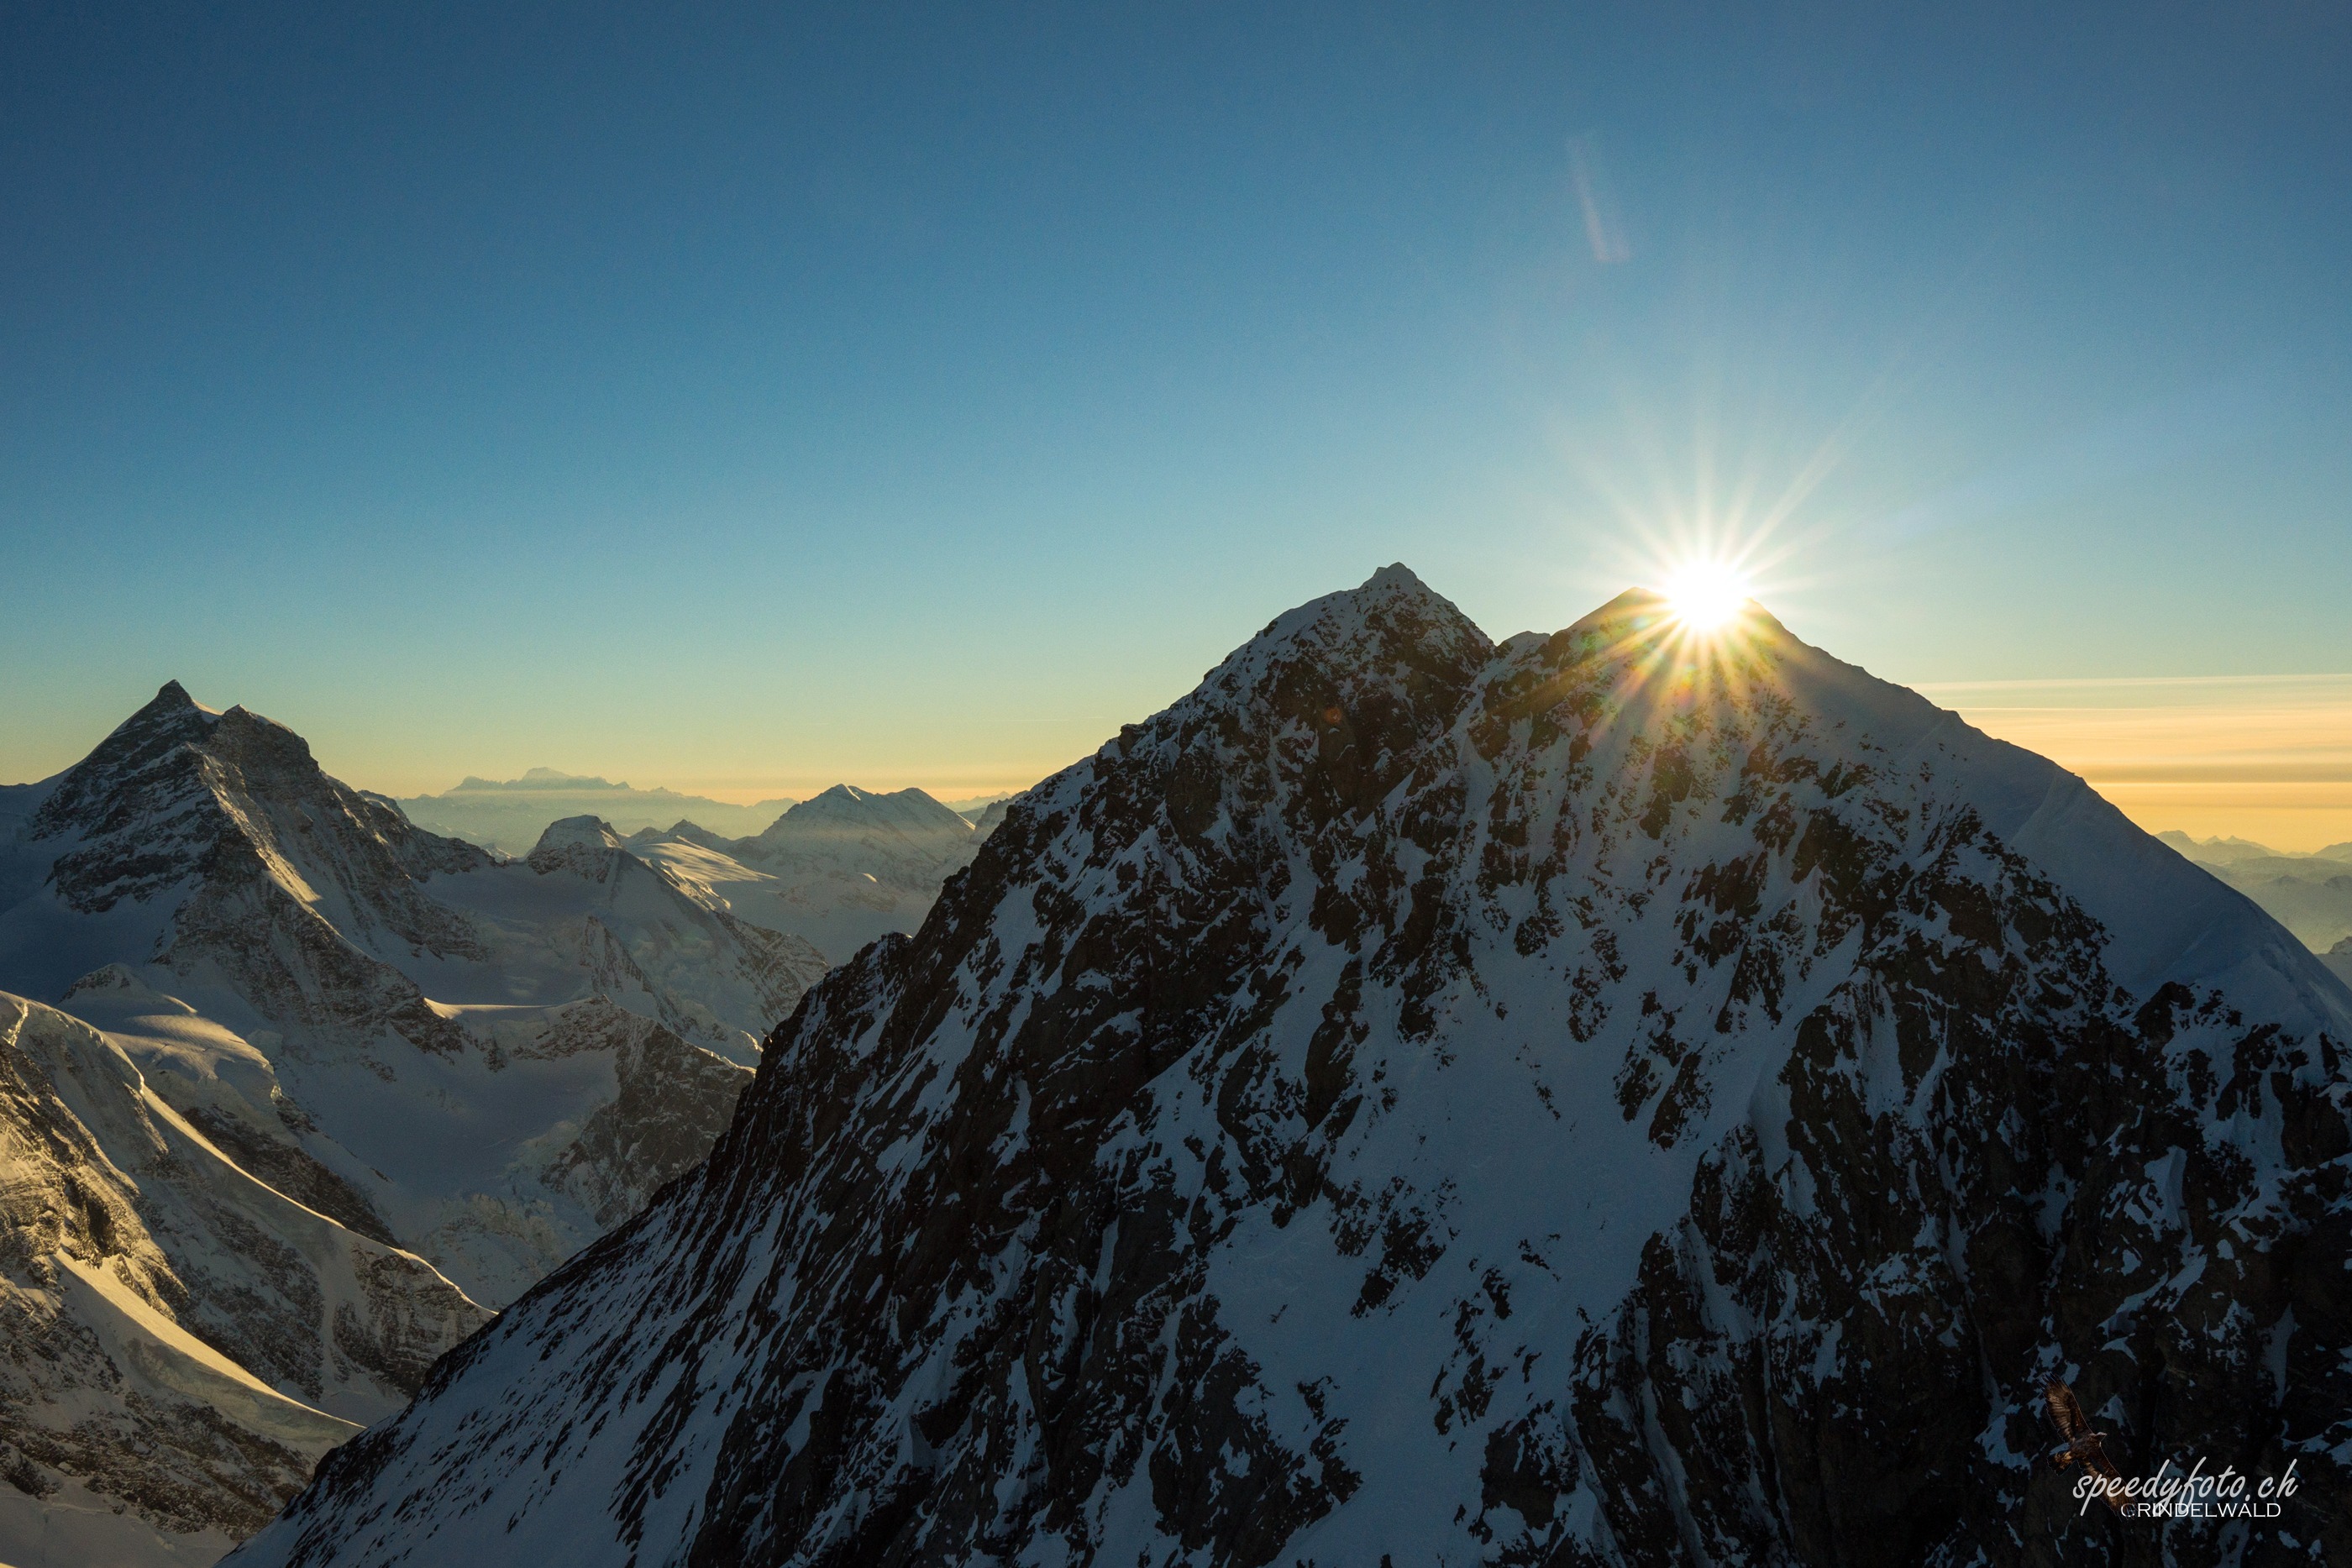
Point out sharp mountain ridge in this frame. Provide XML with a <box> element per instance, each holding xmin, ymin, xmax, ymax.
<box><xmin>231</xmin><ymin>567</ymin><xmax>2352</xmax><ymax>1567</ymax></box>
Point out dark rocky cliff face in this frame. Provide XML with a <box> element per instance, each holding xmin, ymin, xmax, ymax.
<box><xmin>233</xmin><ymin>569</ymin><xmax>2352</xmax><ymax>1568</ymax></box>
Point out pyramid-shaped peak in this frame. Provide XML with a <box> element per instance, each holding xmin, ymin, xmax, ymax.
<box><xmin>1243</xmin><ymin>563</ymin><xmax>1486</xmax><ymax>658</ymax></box>
<box><xmin>31</xmin><ymin>681</ymin><xmax>225</xmax><ymax>838</ymax></box>
<box><xmin>1339</xmin><ymin>561</ymin><xmax>1454</xmax><ymax>617</ymax></box>
<box><xmin>1362</xmin><ymin>562</ymin><xmax>1429</xmax><ymax>594</ymax></box>
<box><xmin>765</xmin><ymin>784</ymin><xmax>971</xmax><ymax>840</ymax></box>
<box><xmin>1179</xmin><ymin>565</ymin><xmax>1493</xmax><ymax>749</ymax></box>
<box><xmin>531</xmin><ymin>815</ymin><xmax>624</xmax><ymax>854</ymax></box>
<box><xmin>799</xmin><ymin>784</ymin><xmax>951</xmax><ymax>815</ymax></box>
<box><xmin>743</xmin><ymin>787</ymin><xmax>977</xmax><ymax>883</ymax></box>
<box><xmin>122</xmin><ymin>679</ymin><xmax>218</xmax><ymax>730</ymax></box>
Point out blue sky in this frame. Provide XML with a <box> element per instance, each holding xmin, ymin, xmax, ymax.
<box><xmin>3</xmin><ymin>3</ymin><xmax>2348</xmax><ymax>832</ymax></box>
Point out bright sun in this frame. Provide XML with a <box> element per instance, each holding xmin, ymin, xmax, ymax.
<box><xmin>1662</xmin><ymin>561</ymin><xmax>1751</xmax><ymax>632</ymax></box>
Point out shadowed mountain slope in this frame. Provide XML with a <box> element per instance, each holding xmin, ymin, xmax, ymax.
<box><xmin>234</xmin><ymin>569</ymin><xmax>2352</xmax><ymax>1568</ymax></box>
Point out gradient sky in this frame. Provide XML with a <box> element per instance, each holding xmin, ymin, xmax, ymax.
<box><xmin>4</xmin><ymin>5</ymin><xmax>2349</xmax><ymax>842</ymax></box>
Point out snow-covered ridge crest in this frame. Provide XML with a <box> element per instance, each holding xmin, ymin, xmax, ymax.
<box><xmin>527</xmin><ymin>813</ymin><xmax>631</xmax><ymax>877</ymax></box>
<box><xmin>229</xmin><ymin>569</ymin><xmax>2352</xmax><ymax>1567</ymax></box>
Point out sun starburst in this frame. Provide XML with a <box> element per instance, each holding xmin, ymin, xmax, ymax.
<box><xmin>1662</xmin><ymin>560</ymin><xmax>1751</xmax><ymax>632</ymax></box>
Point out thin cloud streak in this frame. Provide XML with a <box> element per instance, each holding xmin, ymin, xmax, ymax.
<box><xmin>1567</xmin><ymin>134</ymin><xmax>1630</xmax><ymax>265</ymax></box>
<box><xmin>1931</xmin><ymin>673</ymin><xmax>2352</xmax><ymax>849</ymax></box>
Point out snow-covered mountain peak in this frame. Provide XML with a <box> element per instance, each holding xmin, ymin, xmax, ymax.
<box><xmin>0</xmin><ymin>688</ymin><xmax>859</xmax><ymax>1553</ymax></box>
<box><xmin>91</xmin><ymin>674</ymin><xmax>215</xmax><ymax>739</ymax></box>
<box><xmin>1113</xmin><ymin>564</ymin><xmax>1497</xmax><ymax>842</ymax></box>
<box><xmin>3</xmin><ymin>685</ymin><xmax>832</xmax><ymax>1277</ymax></box>
<box><xmin>28</xmin><ymin>679</ymin><xmax>220</xmax><ymax>840</ymax></box>
<box><xmin>1483</xmin><ymin>589</ymin><xmax>2344</xmax><ymax>1010</ymax></box>
<box><xmin>740</xmin><ymin>784</ymin><xmax>974</xmax><ymax>899</ymax></box>
<box><xmin>526</xmin><ymin>814</ymin><xmax>629</xmax><ymax>876</ymax></box>
<box><xmin>229</xmin><ymin>569</ymin><xmax>2352</xmax><ymax>1566</ymax></box>
<box><xmin>617</xmin><ymin>796</ymin><xmax>978</xmax><ymax>967</ymax></box>
<box><xmin>1222</xmin><ymin>562</ymin><xmax>1492</xmax><ymax>711</ymax></box>
<box><xmin>1539</xmin><ymin>584</ymin><xmax>1798</xmax><ymax>670</ymax></box>
<box><xmin>773</xmin><ymin>782</ymin><xmax>966</xmax><ymax>830</ymax></box>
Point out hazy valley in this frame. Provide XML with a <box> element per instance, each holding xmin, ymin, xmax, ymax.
<box><xmin>397</xmin><ymin>770</ymin><xmax>803</xmax><ymax>857</ymax></box>
<box><xmin>2158</xmin><ymin>833</ymin><xmax>2352</xmax><ymax>983</ymax></box>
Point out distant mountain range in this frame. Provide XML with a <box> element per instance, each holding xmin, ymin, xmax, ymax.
<box><xmin>231</xmin><ymin>569</ymin><xmax>2352</xmax><ymax>1566</ymax></box>
<box><xmin>2160</xmin><ymin>830</ymin><xmax>2352</xmax><ymax>952</ymax></box>
<box><xmin>627</xmin><ymin>784</ymin><xmax>996</xmax><ymax>965</ymax></box>
<box><xmin>398</xmin><ymin>769</ymin><xmax>798</xmax><ymax>853</ymax></box>
<box><xmin>2159</xmin><ymin>831</ymin><xmax>2352</xmax><ymax>868</ymax></box>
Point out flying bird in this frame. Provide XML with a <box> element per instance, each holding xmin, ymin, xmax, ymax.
<box><xmin>2044</xmin><ymin>1380</ymin><xmax>2125</xmax><ymax>1513</ymax></box>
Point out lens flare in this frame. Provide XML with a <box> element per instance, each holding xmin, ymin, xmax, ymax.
<box><xmin>1662</xmin><ymin>561</ymin><xmax>1751</xmax><ymax>632</ymax></box>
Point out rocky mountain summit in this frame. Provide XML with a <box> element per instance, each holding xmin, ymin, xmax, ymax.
<box><xmin>0</xmin><ymin>685</ymin><xmax>838</xmax><ymax>1561</ymax></box>
<box><xmin>0</xmin><ymin>682</ymin><xmax>832</xmax><ymax>1300</ymax></box>
<box><xmin>234</xmin><ymin>568</ymin><xmax>2351</xmax><ymax>1567</ymax></box>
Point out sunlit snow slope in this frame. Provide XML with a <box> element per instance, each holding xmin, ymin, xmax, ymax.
<box><xmin>0</xmin><ymin>992</ymin><xmax>483</xmax><ymax>1567</ymax></box>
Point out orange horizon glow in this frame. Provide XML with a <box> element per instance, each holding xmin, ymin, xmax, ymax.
<box><xmin>1928</xmin><ymin>674</ymin><xmax>2352</xmax><ymax>852</ymax></box>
